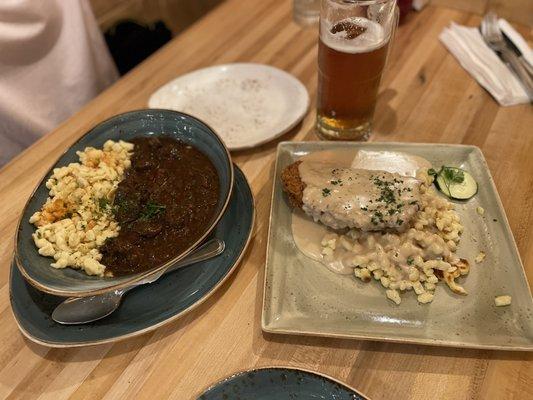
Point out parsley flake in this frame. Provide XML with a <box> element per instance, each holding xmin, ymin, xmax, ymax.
<box><xmin>442</xmin><ymin>167</ymin><xmax>465</xmax><ymax>184</ymax></box>
<box><xmin>139</xmin><ymin>201</ymin><xmax>166</xmax><ymax>220</ymax></box>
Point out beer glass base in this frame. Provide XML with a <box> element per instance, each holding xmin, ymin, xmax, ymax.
<box><xmin>315</xmin><ymin>118</ymin><xmax>371</xmax><ymax>141</ymax></box>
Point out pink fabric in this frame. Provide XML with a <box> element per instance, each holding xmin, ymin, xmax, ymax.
<box><xmin>0</xmin><ymin>0</ymin><xmax>118</xmax><ymax>166</ymax></box>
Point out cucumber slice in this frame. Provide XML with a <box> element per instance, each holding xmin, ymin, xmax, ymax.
<box><xmin>435</xmin><ymin>167</ymin><xmax>477</xmax><ymax>200</ymax></box>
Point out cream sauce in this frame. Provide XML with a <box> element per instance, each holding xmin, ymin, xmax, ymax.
<box><xmin>300</xmin><ymin>149</ymin><xmax>431</xmax><ymax>177</ymax></box>
<box><xmin>298</xmin><ymin>163</ymin><xmax>420</xmax><ymax>231</ymax></box>
<box><xmin>291</xmin><ymin>149</ymin><xmax>433</xmax><ymax>273</ymax></box>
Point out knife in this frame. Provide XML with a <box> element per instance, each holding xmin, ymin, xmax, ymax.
<box><xmin>502</xmin><ymin>32</ymin><xmax>533</xmax><ymax>76</ymax></box>
<box><xmin>498</xmin><ymin>18</ymin><xmax>533</xmax><ymax>76</ymax></box>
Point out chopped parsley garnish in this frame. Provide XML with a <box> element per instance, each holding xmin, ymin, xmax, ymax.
<box><xmin>97</xmin><ymin>197</ymin><xmax>111</xmax><ymax>210</ymax></box>
<box><xmin>442</xmin><ymin>167</ymin><xmax>465</xmax><ymax>184</ymax></box>
<box><xmin>373</xmin><ymin>177</ymin><xmax>397</xmax><ymax>205</ymax></box>
<box><xmin>397</xmin><ymin>219</ymin><xmax>404</xmax><ymax>226</ymax></box>
<box><xmin>407</xmin><ymin>256</ymin><xmax>414</xmax><ymax>265</ymax></box>
<box><xmin>360</xmin><ymin>206</ymin><xmax>368</xmax><ymax>211</ymax></box>
<box><xmin>330</xmin><ymin>179</ymin><xmax>342</xmax><ymax>185</ymax></box>
<box><xmin>114</xmin><ymin>198</ymin><xmax>135</xmax><ymax>215</ymax></box>
<box><xmin>371</xmin><ymin>211</ymin><xmax>384</xmax><ymax>225</ymax></box>
<box><xmin>431</xmin><ymin>166</ymin><xmax>466</xmax><ymax>197</ymax></box>
<box><xmin>430</xmin><ymin>166</ymin><xmax>465</xmax><ymax>184</ymax></box>
<box><xmin>322</xmin><ymin>188</ymin><xmax>331</xmax><ymax>197</ymax></box>
<box><xmin>139</xmin><ymin>201</ymin><xmax>166</xmax><ymax>220</ymax></box>
<box><xmin>96</xmin><ymin>197</ymin><xmax>113</xmax><ymax>216</ymax></box>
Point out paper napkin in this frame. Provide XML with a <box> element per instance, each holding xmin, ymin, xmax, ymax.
<box><xmin>439</xmin><ymin>22</ymin><xmax>529</xmax><ymax>106</ymax></box>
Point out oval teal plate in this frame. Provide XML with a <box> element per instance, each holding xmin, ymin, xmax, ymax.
<box><xmin>15</xmin><ymin>109</ymin><xmax>233</xmax><ymax>297</ymax></box>
<box><xmin>10</xmin><ymin>166</ymin><xmax>254</xmax><ymax>347</ymax></box>
<box><xmin>197</xmin><ymin>367</ymin><xmax>368</xmax><ymax>400</ymax></box>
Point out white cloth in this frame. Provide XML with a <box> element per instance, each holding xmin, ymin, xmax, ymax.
<box><xmin>439</xmin><ymin>22</ymin><xmax>529</xmax><ymax>107</ymax></box>
<box><xmin>0</xmin><ymin>0</ymin><xmax>118</xmax><ymax>166</ymax></box>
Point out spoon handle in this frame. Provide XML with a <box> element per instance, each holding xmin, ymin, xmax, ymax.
<box><xmin>168</xmin><ymin>239</ymin><xmax>225</xmax><ymax>274</ymax></box>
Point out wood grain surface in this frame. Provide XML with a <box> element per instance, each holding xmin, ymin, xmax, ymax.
<box><xmin>0</xmin><ymin>0</ymin><xmax>532</xmax><ymax>399</ymax></box>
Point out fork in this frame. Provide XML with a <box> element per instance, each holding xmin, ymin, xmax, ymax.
<box><xmin>480</xmin><ymin>12</ymin><xmax>533</xmax><ymax>101</ymax></box>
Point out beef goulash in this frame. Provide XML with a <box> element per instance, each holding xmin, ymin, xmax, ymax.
<box><xmin>101</xmin><ymin>137</ymin><xmax>219</xmax><ymax>276</ymax></box>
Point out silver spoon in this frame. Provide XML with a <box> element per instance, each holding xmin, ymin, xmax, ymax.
<box><xmin>52</xmin><ymin>238</ymin><xmax>225</xmax><ymax>325</ymax></box>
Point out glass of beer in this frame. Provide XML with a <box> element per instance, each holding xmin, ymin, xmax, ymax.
<box><xmin>316</xmin><ymin>0</ymin><xmax>398</xmax><ymax>141</ymax></box>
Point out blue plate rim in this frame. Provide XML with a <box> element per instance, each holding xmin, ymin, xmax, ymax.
<box><xmin>13</xmin><ymin>108</ymin><xmax>235</xmax><ymax>297</ymax></box>
<box><xmin>194</xmin><ymin>366</ymin><xmax>370</xmax><ymax>400</ymax></box>
<box><xmin>10</xmin><ymin>165</ymin><xmax>254</xmax><ymax>348</ymax></box>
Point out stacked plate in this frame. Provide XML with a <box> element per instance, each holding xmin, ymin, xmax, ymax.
<box><xmin>11</xmin><ymin>109</ymin><xmax>255</xmax><ymax>347</ymax></box>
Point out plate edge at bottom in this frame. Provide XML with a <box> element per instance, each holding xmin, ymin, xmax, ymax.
<box><xmin>193</xmin><ymin>365</ymin><xmax>370</xmax><ymax>400</ymax></box>
<box><xmin>261</xmin><ymin>323</ymin><xmax>533</xmax><ymax>352</ymax></box>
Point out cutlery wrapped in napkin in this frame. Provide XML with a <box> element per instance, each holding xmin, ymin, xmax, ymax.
<box><xmin>439</xmin><ymin>22</ymin><xmax>529</xmax><ymax>106</ymax></box>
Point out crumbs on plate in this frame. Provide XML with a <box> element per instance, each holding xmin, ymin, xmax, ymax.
<box><xmin>494</xmin><ymin>295</ymin><xmax>512</xmax><ymax>307</ymax></box>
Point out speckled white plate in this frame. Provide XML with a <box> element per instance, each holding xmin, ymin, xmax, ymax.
<box><xmin>262</xmin><ymin>142</ymin><xmax>533</xmax><ymax>351</ymax></box>
<box><xmin>148</xmin><ymin>63</ymin><xmax>309</xmax><ymax>151</ymax></box>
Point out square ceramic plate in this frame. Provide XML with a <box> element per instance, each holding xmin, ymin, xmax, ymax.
<box><xmin>262</xmin><ymin>142</ymin><xmax>533</xmax><ymax>351</ymax></box>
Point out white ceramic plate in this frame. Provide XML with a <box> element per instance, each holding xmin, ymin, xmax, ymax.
<box><xmin>262</xmin><ymin>142</ymin><xmax>533</xmax><ymax>351</ymax></box>
<box><xmin>148</xmin><ymin>63</ymin><xmax>310</xmax><ymax>151</ymax></box>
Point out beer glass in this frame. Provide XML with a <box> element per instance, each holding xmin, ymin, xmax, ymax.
<box><xmin>316</xmin><ymin>0</ymin><xmax>398</xmax><ymax>141</ymax></box>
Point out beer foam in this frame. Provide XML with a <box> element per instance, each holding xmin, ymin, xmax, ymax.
<box><xmin>321</xmin><ymin>17</ymin><xmax>387</xmax><ymax>54</ymax></box>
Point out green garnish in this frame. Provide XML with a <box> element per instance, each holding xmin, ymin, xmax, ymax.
<box><xmin>407</xmin><ymin>256</ymin><xmax>414</xmax><ymax>265</ymax></box>
<box><xmin>139</xmin><ymin>201</ymin><xmax>166</xmax><ymax>220</ymax></box>
<box><xmin>322</xmin><ymin>188</ymin><xmax>331</xmax><ymax>197</ymax></box>
<box><xmin>97</xmin><ymin>197</ymin><xmax>111</xmax><ymax>210</ymax></box>
<box><xmin>96</xmin><ymin>197</ymin><xmax>113</xmax><ymax>216</ymax></box>
<box><xmin>442</xmin><ymin>166</ymin><xmax>465</xmax><ymax>184</ymax></box>
<box><xmin>431</xmin><ymin>166</ymin><xmax>478</xmax><ymax>200</ymax></box>
<box><xmin>371</xmin><ymin>211</ymin><xmax>385</xmax><ymax>225</ymax></box>
<box><xmin>373</xmin><ymin>177</ymin><xmax>399</xmax><ymax>205</ymax></box>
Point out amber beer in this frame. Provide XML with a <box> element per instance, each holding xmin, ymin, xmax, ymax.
<box><xmin>317</xmin><ymin>16</ymin><xmax>391</xmax><ymax>140</ymax></box>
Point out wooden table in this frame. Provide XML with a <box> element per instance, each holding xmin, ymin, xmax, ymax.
<box><xmin>0</xmin><ymin>1</ymin><xmax>532</xmax><ymax>399</ymax></box>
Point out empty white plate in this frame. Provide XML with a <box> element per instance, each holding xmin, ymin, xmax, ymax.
<box><xmin>148</xmin><ymin>63</ymin><xmax>310</xmax><ymax>150</ymax></box>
